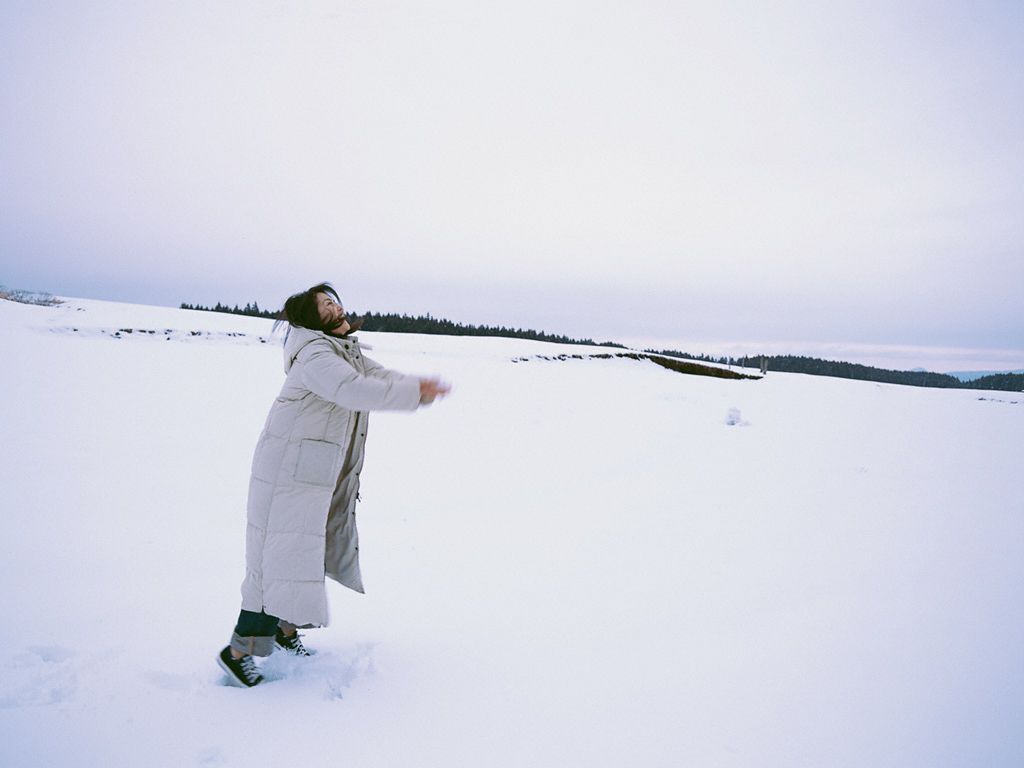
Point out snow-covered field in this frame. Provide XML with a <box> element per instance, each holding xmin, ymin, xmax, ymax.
<box><xmin>1</xmin><ymin>296</ymin><xmax>1022</xmax><ymax>768</ymax></box>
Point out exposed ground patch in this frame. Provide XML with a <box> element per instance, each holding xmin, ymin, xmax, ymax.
<box><xmin>512</xmin><ymin>351</ymin><xmax>761</xmax><ymax>380</ymax></box>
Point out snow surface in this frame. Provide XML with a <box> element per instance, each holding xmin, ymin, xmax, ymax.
<box><xmin>1</xmin><ymin>296</ymin><xmax>1022</xmax><ymax>768</ymax></box>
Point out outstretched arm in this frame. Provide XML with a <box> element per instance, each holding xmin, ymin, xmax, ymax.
<box><xmin>364</xmin><ymin>354</ymin><xmax>451</xmax><ymax>405</ymax></box>
<box><xmin>298</xmin><ymin>340</ymin><xmax>421</xmax><ymax>411</ymax></box>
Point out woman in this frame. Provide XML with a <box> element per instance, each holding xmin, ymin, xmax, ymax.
<box><xmin>217</xmin><ymin>283</ymin><xmax>449</xmax><ymax>687</ymax></box>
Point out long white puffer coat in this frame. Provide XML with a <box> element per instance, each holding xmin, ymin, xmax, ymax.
<box><xmin>239</xmin><ymin>326</ymin><xmax>421</xmax><ymax>627</ymax></box>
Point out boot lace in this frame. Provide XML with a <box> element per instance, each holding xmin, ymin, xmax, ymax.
<box><xmin>278</xmin><ymin>631</ymin><xmax>310</xmax><ymax>656</ymax></box>
<box><xmin>238</xmin><ymin>655</ymin><xmax>260</xmax><ymax>682</ymax></box>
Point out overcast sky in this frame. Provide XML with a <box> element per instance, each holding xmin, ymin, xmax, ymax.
<box><xmin>2</xmin><ymin>1</ymin><xmax>1022</xmax><ymax>368</ymax></box>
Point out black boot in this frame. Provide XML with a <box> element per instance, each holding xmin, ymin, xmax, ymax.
<box><xmin>275</xmin><ymin>628</ymin><xmax>312</xmax><ymax>656</ymax></box>
<box><xmin>217</xmin><ymin>646</ymin><xmax>264</xmax><ymax>687</ymax></box>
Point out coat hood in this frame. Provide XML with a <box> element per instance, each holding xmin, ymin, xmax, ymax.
<box><xmin>282</xmin><ymin>326</ymin><xmax>361</xmax><ymax>374</ymax></box>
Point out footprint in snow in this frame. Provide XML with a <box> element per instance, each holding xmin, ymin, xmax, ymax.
<box><xmin>145</xmin><ymin>670</ymin><xmax>198</xmax><ymax>692</ymax></box>
<box><xmin>0</xmin><ymin>646</ymin><xmax>78</xmax><ymax>709</ymax></box>
<box><xmin>197</xmin><ymin>746</ymin><xmax>226</xmax><ymax>766</ymax></box>
<box><xmin>223</xmin><ymin>643</ymin><xmax>377</xmax><ymax>701</ymax></box>
<box><xmin>725</xmin><ymin>407</ymin><xmax>750</xmax><ymax>426</ymax></box>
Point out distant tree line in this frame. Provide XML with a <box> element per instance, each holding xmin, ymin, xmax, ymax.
<box><xmin>180</xmin><ymin>301</ymin><xmax>625</xmax><ymax>348</ymax></box>
<box><xmin>180</xmin><ymin>301</ymin><xmax>277</xmax><ymax>319</ymax></box>
<box><xmin>356</xmin><ymin>310</ymin><xmax>626</xmax><ymax>347</ymax></box>
<box><xmin>648</xmin><ymin>349</ymin><xmax>1023</xmax><ymax>391</ymax></box>
<box><xmin>738</xmin><ymin>355</ymin><xmax>960</xmax><ymax>388</ymax></box>
<box><xmin>962</xmin><ymin>372</ymin><xmax>1024</xmax><ymax>391</ymax></box>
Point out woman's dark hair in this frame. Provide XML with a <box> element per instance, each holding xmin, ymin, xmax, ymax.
<box><xmin>274</xmin><ymin>282</ymin><xmax>362</xmax><ymax>336</ymax></box>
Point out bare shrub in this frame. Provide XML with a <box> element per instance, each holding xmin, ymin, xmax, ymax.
<box><xmin>0</xmin><ymin>285</ymin><xmax>63</xmax><ymax>306</ymax></box>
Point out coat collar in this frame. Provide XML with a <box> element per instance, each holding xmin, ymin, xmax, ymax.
<box><xmin>283</xmin><ymin>326</ymin><xmax>363</xmax><ymax>372</ymax></box>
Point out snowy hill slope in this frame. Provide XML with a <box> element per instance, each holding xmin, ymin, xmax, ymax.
<box><xmin>1</xmin><ymin>296</ymin><xmax>1022</xmax><ymax>767</ymax></box>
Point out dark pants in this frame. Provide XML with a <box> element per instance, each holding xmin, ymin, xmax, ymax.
<box><xmin>230</xmin><ymin>609</ymin><xmax>295</xmax><ymax>657</ymax></box>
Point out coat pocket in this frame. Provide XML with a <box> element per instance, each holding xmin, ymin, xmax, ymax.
<box><xmin>293</xmin><ymin>439</ymin><xmax>342</xmax><ymax>487</ymax></box>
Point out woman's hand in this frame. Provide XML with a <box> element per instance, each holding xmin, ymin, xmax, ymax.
<box><xmin>419</xmin><ymin>378</ymin><xmax>451</xmax><ymax>405</ymax></box>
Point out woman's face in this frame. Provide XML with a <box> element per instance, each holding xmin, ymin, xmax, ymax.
<box><xmin>316</xmin><ymin>292</ymin><xmax>350</xmax><ymax>335</ymax></box>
